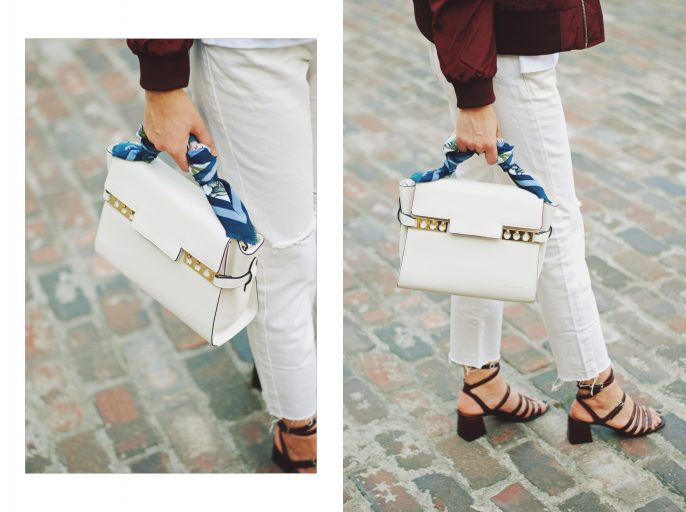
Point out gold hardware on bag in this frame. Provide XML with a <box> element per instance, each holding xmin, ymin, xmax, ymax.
<box><xmin>414</xmin><ymin>216</ymin><xmax>449</xmax><ymax>232</ymax></box>
<box><xmin>181</xmin><ymin>250</ymin><xmax>216</xmax><ymax>282</ymax></box>
<box><xmin>502</xmin><ymin>227</ymin><xmax>536</xmax><ymax>243</ymax></box>
<box><xmin>105</xmin><ymin>192</ymin><xmax>217</xmax><ymax>283</ymax></box>
<box><xmin>106</xmin><ymin>193</ymin><xmax>135</xmax><ymax>221</ymax></box>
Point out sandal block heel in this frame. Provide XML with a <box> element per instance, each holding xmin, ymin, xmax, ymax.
<box><xmin>457</xmin><ymin>413</ymin><xmax>486</xmax><ymax>442</ymax></box>
<box><xmin>567</xmin><ymin>416</ymin><xmax>593</xmax><ymax>444</ymax></box>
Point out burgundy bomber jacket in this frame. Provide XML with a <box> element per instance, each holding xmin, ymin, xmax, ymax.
<box><xmin>413</xmin><ymin>0</ymin><xmax>605</xmax><ymax>108</ymax></box>
<box><xmin>127</xmin><ymin>39</ymin><xmax>194</xmax><ymax>91</ymax></box>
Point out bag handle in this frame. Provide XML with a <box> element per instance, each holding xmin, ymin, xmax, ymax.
<box><xmin>410</xmin><ymin>136</ymin><xmax>556</xmax><ymax>206</ymax></box>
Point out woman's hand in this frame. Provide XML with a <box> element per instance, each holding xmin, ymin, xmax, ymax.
<box><xmin>456</xmin><ymin>104</ymin><xmax>500</xmax><ymax>165</ymax></box>
<box><xmin>143</xmin><ymin>89</ymin><xmax>216</xmax><ymax>171</ymax></box>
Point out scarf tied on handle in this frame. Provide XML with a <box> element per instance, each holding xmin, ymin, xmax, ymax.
<box><xmin>410</xmin><ymin>135</ymin><xmax>555</xmax><ymax>206</ymax></box>
<box><xmin>111</xmin><ymin>125</ymin><xmax>258</xmax><ymax>245</ymax></box>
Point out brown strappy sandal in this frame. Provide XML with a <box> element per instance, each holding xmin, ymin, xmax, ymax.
<box><xmin>457</xmin><ymin>362</ymin><xmax>549</xmax><ymax>441</ymax></box>
<box><xmin>272</xmin><ymin>418</ymin><xmax>317</xmax><ymax>473</ymax></box>
<box><xmin>567</xmin><ymin>368</ymin><xmax>665</xmax><ymax>444</ymax></box>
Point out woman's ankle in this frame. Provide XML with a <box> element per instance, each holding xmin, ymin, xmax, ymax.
<box><xmin>281</xmin><ymin>416</ymin><xmax>316</xmax><ymax>429</ymax></box>
<box><xmin>462</xmin><ymin>360</ymin><xmax>499</xmax><ymax>384</ymax></box>
<box><xmin>577</xmin><ymin>366</ymin><xmax>612</xmax><ymax>387</ymax></box>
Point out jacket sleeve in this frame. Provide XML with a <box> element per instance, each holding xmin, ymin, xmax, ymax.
<box><xmin>127</xmin><ymin>39</ymin><xmax>194</xmax><ymax>91</ymax></box>
<box><xmin>424</xmin><ymin>0</ymin><xmax>497</xmax><ymax>108</ymax></box>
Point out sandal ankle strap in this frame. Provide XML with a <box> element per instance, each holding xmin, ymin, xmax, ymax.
<box><xmin>463</xmin><ymin>362</ymin><xmax>501</xmax><ymax>392</ymax></box>
<box><xmin>577</xmin><ymin>368</ymin><xmax>614</xmax><ymax>398</ymax></box>
<box><xmin>277</xmin><ymin>418</ymin><xmax>317</xmax><ymax>436</ymax></box>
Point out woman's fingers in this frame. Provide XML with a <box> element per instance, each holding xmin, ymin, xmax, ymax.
<box><xmin>169</xmin><ymin>146</ymin><xmax>190</xmax><ymax>172</ymax></box>
<box><xmin>456</xmin><ymin>104</ymin><xmax>499</xmax><ymax>162</ymax></box>
<box><xmin>484</xmin><ymin>141</ymin><xmax>497</xmax><ymax>165</ymax></box>
<box><xmin>192</xmin><ymin>119</ymin><xmax>217</xmax><ymax>155</ymax></box>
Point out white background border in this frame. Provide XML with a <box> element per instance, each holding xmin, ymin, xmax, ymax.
<box><xmin>2</xmin><ymin>1</ymin><xmax>343</xmax><ymax>510</ymax></box>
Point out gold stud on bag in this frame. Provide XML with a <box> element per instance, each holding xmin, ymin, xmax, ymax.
<box><xmin>95</xmin><ymin>147</ymin><xmax>264</xmax><ymax>346</ymax></box>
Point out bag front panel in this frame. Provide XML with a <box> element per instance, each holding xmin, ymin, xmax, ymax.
<box><xmin>95</xmin><ymin>204</ymin><xmax>221</xmax><ymax>341</ymax></box>
<box><xmin>398</xmin><ymin>228</ymin><xmax>539</xmax><ymax>302</ymax></box>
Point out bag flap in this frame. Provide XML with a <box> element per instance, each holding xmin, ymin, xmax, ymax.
<box><xmin>411</xmin><ymin>178</ymin><xmax>544</xmax><ymax>239</ymax></box>
<box><xmin>104</xmin><ymin>149</ymin><xmax>229</xmax><ymax>272</ymax></box>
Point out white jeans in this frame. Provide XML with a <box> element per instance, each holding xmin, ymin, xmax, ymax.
<box><xmin>430</xmin><ymin>49</ymin><xmax>611</xmax><ymax>381</ymax></box>
<box><xmin>190</xmin><ymin>42</ymin><xmax>317</xmax><ymax>419</ymax></box>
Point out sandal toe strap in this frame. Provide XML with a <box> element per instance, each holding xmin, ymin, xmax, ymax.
<box><xmin>620</xmin><ymin>401</ymin><xmax>640</xmax><ymax>434</ymax></box>
<box><xmin>600</xmin><ymin>392</ymin><xmax>626</xmax><ymax>424</ymax></box>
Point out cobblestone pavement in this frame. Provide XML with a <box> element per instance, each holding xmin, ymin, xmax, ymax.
<box><xmin>25</xmin><ymin>39</ymin><xmax>278</xmax><ymax>473</ymax></box>
<box><xmin>343</xmin><ymin>0</ymin><xmax>686</xmax><ymax>510</ymax></box>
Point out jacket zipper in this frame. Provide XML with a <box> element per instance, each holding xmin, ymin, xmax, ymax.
<box><xmin>580</xmin><ymin>0</ymin><xmax>589</xmax><ymax>48</ymax></box>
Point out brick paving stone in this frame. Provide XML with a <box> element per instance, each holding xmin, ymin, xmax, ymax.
<box><xmin>659</xmin><ymin>413</ymin><xmax>686</xmax><ymax>456</ymax></box>
<box><xmin>530</xmin><ymin>369</ymin><xmax>577</xmax><ymax>405</ymax></box>
<box><xmin>120</xmin><ymin>335</ymin><xmax>187</xmax><ymax>404</ymax></box>
<box><xmin>501</xmin><ymin>334</ymin><xmax>552</xmax><ymax>374</ymax></box>
<box><xmin>96</xmin><ymin>276</ymin><xmax>150</xmax><ymax>335</ymax></box>
<box><xmin>56</xmin><ymin>431</ymin><xmax>111</xmax><ymax>473</ymax></box>
<box><xmin>644</xmin><ymin>176</ymin><xmax>686</xmax><ymax>197</ymax></box>
<box><xmin>490</xmin><ymin>482</ymin><xmax>547</xmax><ymax>512</ymax></box>
<box><xmin>155</xmin><ymin>303</ymin><xmax>206</xmax><ymax>351</ymax></box>
<box><xmin>559</xmin><ymin>492</ymin><xmax>618</xmax><ymax>512</ymax></box>
<box><xmin>356</xmin><ymin>351</ymin><xmax>414</xmax><ymax>392</ymax></box>
<box><xmin>663</xmin><ymin>380</ymin><xmax>686</xmax><ymax>403</ymax></box>
<box><xmin>507</xmin><ymin>440</ymin><xmax>575</xmax><ymax>496</ymax></box>
<box><xmin>229</xmin><ymin>328</ymin><xmax>253</xmax><ymax>362</ymax></box>
<box><xmin>375</xmin><ymin>430</ymin><xmax>433</xmax><ymax>471</ymax></box>
<box><xmin>593</xmin><ymin>429</ymin><xmax>659</xmax><ymax>462</ymax></box>
<box><xmin>129</xmin><ymin>451</ymin><xmax>170</xmax><ymax>473</ymax></box>
<box><xmin>574</xmin><ymin>448</ymin><xmax>664</xmax><ymax>506</ymax></box>
<box><xmin>25</xmin><ymin>454</ymin><xmax>52</xmax><ymax>474</ymax></box>
<box><xmin>67</xmin><ymin>321</ymin><xmax>124</xmax><ymax>383</ymax></box>
<box><xmin>26</xmin><ymin>217</ymin><xmax>62</xmax><ymax>265</ymax></box>
<box><xmin>634</xmin><ymin>497</ymin><xmax>684</xmax><ymax>512</ymax></box>
<box><xmin>185</xmin><ymin>349</ymin><xmax>260</xmax><ymax>420</ymax></box>
<box><xmin>645</xmin><ymin>458</ymin><xmax>686</xmax><ymax>498</ymax></box>
<box><xmin>438</xmin><ymin>437</ymin><xmax>510</xmax><ymax>490</ymax></box>
<box><xmin>345</xmin><ymin>316</ymin><xmax>375</xmax><ymax>353</ymax></box>
<box><xmin>626</xmin><ymin>286</ymin><xmax>677</xmax><ymax>320</ymax></box>
<box><xmin>413</xmin><ymin>473</ymin><xmax>476</xmax><ymax>512</ymax></box>
<box><xmin>608</xmin><ymin>341</ymin><xmax>669</xmax><ymax>384</ymax></box>
<box><xmin>95</xmin><ymin>385</ymin><xmax>142</xmax><ymax>426</ymax></box>
<box><xmin>375</xmin><ymin>323</ymin><xmax>432</xmax><ymax>361</ymax></box>
<box><xmin>587</xmin><ymin>255</ymin><xmax>632</xmax><ymax>290</ymax></box>
<box><xmin>607</xmin><ymin>309</ymin><xmax>676</xmax><ymax>346</ymax></box>
<box><xmin>354</xmin><ymin>469</ymin><xmax>424</xmax><ymax>512</ymax></box>
<box><xmin>618</xmin><ymin>227</ymin><xmax>668</xmax><ymax>255</ymax></box>
<box><xmin>614</xmin><ymin>249</ymin><xmax>671</xmax><ymax>283</ymax></box>
<box><xmin>228</xmin><ymin>417</ymin><xmax>275</xmax><ymax>471</ymax></box>
<box><xmin>39</xmin><ymin>266</ymin><xmax>92</xmax><ymax>321</ymax></box>
<box><xmin>157</xmin><ymin>404</ymin><xmax>236</xmax><ymax>473</ymax></box>
<box><xmin>44</xmin><ymin>189</ymin><xmax>93</xmax><ymax>230</ymax></box>
<box><xmin>345</xmin><ymin>378</ymin><xmax>389</xmax><ymax>424</ymax></box>
<box><xmin>95</xmin><ymin>385</ymin><xmax>159</xmax><ymax>458</ymax></box>
<box><xmin>415</xmin><ymin>359</ymin><xmax>460</xmax><ymax>402</ymax></box>
<box><xmin>25</xmin><ymin>305</ymin><xmax>56</xmax><ymax>360</ymax></box>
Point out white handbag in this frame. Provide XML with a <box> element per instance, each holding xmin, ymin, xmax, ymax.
<box><xmin>94</xmin><ymin>147</ymin><xmax>263</xmax><ymax>346</ymax></box>
<box><xmin>397</xmin><ymin>142</ymin><xmax>557</xmax><ymax>303</ymax></box>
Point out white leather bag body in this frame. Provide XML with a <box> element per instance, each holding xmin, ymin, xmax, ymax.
<box><xmin>397</xmin><ymin>166</ymin><xmax>557</xmax><ymax>303</ymax></box>
<box><xmin>94</xmin><ymin>149</ymin><xmax>263</xmax><ymax>346</ymax></box>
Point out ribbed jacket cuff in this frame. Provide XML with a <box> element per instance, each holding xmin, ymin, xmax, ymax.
<box><xmin>452</xmin><ymin>79</ymin><xmax>495</xmax><ymax>109</ymax></box>
<box><xmin>137</xmin><ymin>52</ymin><xmax>190</xmax><ymax>91</ymax></box>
